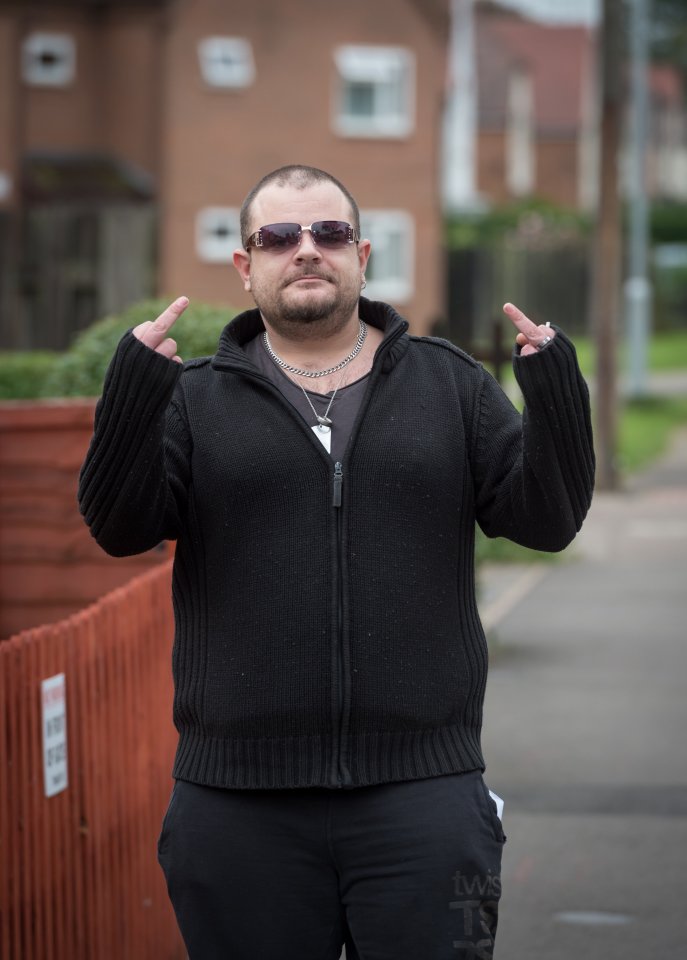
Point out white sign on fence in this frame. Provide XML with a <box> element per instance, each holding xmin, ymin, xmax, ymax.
<box><xmin>41</xmin><ymin>673</ymin><xmax>68</xmax><ymax>797</ymax></box>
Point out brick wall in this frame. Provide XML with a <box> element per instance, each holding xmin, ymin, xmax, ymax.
<box><xmin>0</xmin><ymin>400</ymin><xmax>169</xmax><ymax>639</ymax></box>
<box><xmin>1</xmin><ymin>0</ymin><xmax>448</xmax><ymax>337</ymax></box>
<box><xmin>153</xmin><ymin>0</ymin><xmax>448</xmax><ymax>333</ymax></box>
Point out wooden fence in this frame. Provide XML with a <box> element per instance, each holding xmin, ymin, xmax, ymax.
<box><xmin>0</xmin><ymin>560</ymin><xmax>186</xmax><ymax>960</ymax></box>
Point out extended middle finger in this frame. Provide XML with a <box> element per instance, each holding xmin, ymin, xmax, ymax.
<box><xmin>503</xmin><ymin>302</ymin><xmax>541</xmax><ymax>340</ymax></box>
<box><xmin>136</xmin><ymin>297</ymin><xmax>188</xmax><ymax>349</ymax></box>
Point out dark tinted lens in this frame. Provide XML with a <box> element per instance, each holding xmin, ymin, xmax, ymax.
<box><xmin>260</xmin><ymin>223</ymin><xmax>301</xmax><ymax>249</ymax></box>
<box><xmin>312</xmin><ymin>221</ymin><xmax>352</xmax><ymax>247</ymax></box>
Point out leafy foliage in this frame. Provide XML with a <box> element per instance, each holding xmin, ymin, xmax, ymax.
<box><xmin>649</xmin><ymin>202</ymin><xmax>687</xmax><ymax>244</ymax></box>
<box><xmin>36</xmin><ymin>298</ymin><xmax>237</xmax><ymax>399</ymax></box>
<box><xmin>0</xmin><ymin>351</ymin><xmax>59</xmax><ymax>400</ymax></box>
<box><xmin>446</xmin><ymin>199</ymin><xmax>592</xmax><ymax>250</ymax></box>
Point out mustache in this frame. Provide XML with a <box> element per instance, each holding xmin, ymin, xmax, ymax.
<box><xmin>283</xmin><ymin>270</ymin><xmax>334</xmax><ymax>286</ymax></box>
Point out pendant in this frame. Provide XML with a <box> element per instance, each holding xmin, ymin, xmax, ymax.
<box><xmin>312</xmin><ymin>423</ymin><xmax>332</xmax><ymax>453</ymax></box>
<box><xmin>316</xmin><ymin>415</ymin><xmax>333</xmax><ymax>427</ymax></box>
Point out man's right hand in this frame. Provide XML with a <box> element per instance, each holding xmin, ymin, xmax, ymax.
<box><xmin>132</xmin><ymin>296</ymin><xmax>189</xmax><ymax>364</ymax></box>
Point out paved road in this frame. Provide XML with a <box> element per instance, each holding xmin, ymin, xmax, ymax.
<box><xmin>480</xmin><ymin>429</ymin><xmax>687</xmax><ymax>958</ymax></box>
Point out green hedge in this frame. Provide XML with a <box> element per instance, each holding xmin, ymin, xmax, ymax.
<box><xmin>0</xmin><ymin>351</ymin><xmax>59</xmax><ymax>400</ymax></box>
<box><xmin>446</xmin><ymin>198</ymin><xmax>592</xmax><ymax>249</ymax></box>
<box><xmin>446</xmin><ymin>199</ymin><xmax>687</xmax><ymax>250</ymax></box>
<box><xmin>0</xmin><ymin>299</ymin><xmax>238</xmax><ymax>400</ymax></box>
<box><xmin>650</xmin><ymin>202</ymin><xmax>687</xmax><ymax>244</ymax></box>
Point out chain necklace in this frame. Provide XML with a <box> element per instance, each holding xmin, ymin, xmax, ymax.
<box><xmin>262</xmin><ymin>320</ymin><xmax>367</xmax><ymax>379</ymax></box>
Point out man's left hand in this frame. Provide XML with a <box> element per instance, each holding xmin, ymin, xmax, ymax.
<box><xmin>503</xmin><ymin>302</ymin><xmax>556</xmax><ymax>357</ymax></box>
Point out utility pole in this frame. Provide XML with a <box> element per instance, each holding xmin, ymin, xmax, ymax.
<box><xmin>625</xmin><ymin>0</ymin><xmax>652</xmax><ymax>397</ymax></box>
<box><xmin>592</xmin><ymin>0</ymin><xmax>625</xmax><ymax>490</ymax></box>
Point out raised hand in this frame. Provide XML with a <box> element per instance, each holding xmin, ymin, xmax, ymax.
<box><xmin>132</xmin><ymin>296</ymin><xmax>189</xmax><ymax>364</ymax></box>
<box><xmin>503</xmin><ymin>302</ymin><xmax>556</xmax><ymax>357</ymax></box>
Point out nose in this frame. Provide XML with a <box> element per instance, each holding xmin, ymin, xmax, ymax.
<box><xmin>293</xmin><ymin>228</ymin><xmax>321</xmax><ymax>262</ymax></box>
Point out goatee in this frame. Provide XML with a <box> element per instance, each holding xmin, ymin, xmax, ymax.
<box><xmin>259</xmin><ymin>286</ymin><xmax>360</xmax><ymax>342</ymax></box>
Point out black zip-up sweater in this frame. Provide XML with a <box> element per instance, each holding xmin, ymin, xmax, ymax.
<box><xmin>78</xmin><ymin>298</ymin><xmax>594</xmax><ymax>790</ymax></box>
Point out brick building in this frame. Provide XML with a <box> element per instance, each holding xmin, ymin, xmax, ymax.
<box><xmin>475</xmin><ymin>6</ymin><xmax>597</xmax><ymax>209</ymax></box>
<box><xmin>0</xmin><ymin>0</ymin><xmax>449</xmax><ymax>350</ymax></box>
<box><xmin>474</xmin><ymin>2</ymin><xmax>687</xmax><ymax>211</ymax></box>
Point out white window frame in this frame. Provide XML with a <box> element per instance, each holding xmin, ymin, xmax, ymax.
<box><xmin>22</xmin><ymin>32</ymin><xmax>76</xmax><ymax>87</ymax></box>
<box><xmin>198</xmin><ymin>37</ymin><xmax>255</xmax><ymax>89</ymax></box>
<box><xmin>360</xmin><ymin>210</ymin><xmax>414</xmax><ymax>303</ymax></box>
<box><xmin>196</xmin><ymin>207</ymin><xmax>241</xmax><ymax>263</ymax></box>
<box><xmin>333</xmin><ymin>45</ymin><xmax>415</xmax><ymax>139</ymax></box>
<box><xmin>506</xmin><ymin>66</ymin><xmax>535</xmax><ymax>197</ymax></box>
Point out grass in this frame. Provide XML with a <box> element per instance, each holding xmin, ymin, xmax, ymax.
<box><xmin>571</xmin><ymin>330</ymin><xmax>687</xmax><ymax>379</ymax></box>
<box><xmin>641</xmin><ymin>332</ymin><xmax>687</xmax><ymax>371</ymax></box>
<box><xmin>567</xmin><ymin>331</ymin><xmax>687</xmax><ymax>474</ymax></box>
<box><xmin>486</xmin><ymin>330</ymin><xmax>687</xmax><ymax>384</ymax></box>
<box><xmin>479</xmin><ymin>393</ymin><xmax>687</xmax><ymax>565</ymax></box>
<box><xmin>479</xmin><ymin>330</ymin><xmax>687</xmax><ymax>565</ymax></box>
<box><xmin>617</xmin><ymin>395</ymin><xmax>687</xmax><ymax>473</ymax></box>
<box><xmin>476</xmin><ymin>530</ymin><xmax>565</xmax><ymax>565</ymax></box>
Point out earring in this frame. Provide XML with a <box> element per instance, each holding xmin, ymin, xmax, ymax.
<box><xmin>361</xmin><ymin>277</ymin><xmax>367</xmax><ymax>290</ymax></box>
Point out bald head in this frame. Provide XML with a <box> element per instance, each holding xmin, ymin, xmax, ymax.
<box><xmin>239</xmin><ymin>165</ymin><xmax>360</xmax><ymax>247</ymax></box>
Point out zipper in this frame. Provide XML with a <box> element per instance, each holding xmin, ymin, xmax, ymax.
<box><xmin>333</xmin><ymin>461</ymin><xmax>343</xmax><ymax>507</ymax></box>
<box><xmin>212</xmin><ymin>319</ymin><xmax>409</xmax><ymax>788</ymax></box>
<box><xmin>332</xmin><ymin>461</ymin><xmax>346</xmax><ymax>787</ymax></box>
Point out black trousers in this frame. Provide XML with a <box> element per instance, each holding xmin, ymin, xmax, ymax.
<box><xmin>157</xmin><ymin>770</ymin><xmax>505</xmax><ymax>960</ymax></box>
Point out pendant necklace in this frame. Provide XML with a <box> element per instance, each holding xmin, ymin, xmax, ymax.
<box><xmin>297</xmin><ymin>371</ymin><xmax>347</xmax><ymax>454</ymax></box>
<box><xmin>262</xmin><ymin>322</ymin><xmax>367</xmax><ymax>453</ymax></box>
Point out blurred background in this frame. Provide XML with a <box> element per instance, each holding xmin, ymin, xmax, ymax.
<box><xmin>0</xmin><ymin>0</ymin><xmax>684</xmax><ymax>351</ymax></box>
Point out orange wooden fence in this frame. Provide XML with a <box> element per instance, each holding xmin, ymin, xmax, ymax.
<box><xmin>0</xmin><ymin>560</ymin><xmax>186</xmax><ymax>960</ymax></box>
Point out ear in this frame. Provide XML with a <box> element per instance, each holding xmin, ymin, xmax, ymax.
<box><xmin>357</xmin><ymin>238</ymin><xmax>371</xmax><ymax>274</ymax></box>
<box><xmin>233</xmin><ymin>248</ymin><xmax>252</xmax><ymax>291</ymax></box>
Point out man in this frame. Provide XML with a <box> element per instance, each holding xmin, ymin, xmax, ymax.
<box><xmin>78</xmin><ymin>165</ymin><xmax>594</xmax><ymax>959</ymax></box>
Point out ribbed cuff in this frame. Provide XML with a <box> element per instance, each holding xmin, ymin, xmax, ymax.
<box><xmin>78</xmin><ymin>331</ymin><xmax>183</xmax><ymax>538</ymax></box>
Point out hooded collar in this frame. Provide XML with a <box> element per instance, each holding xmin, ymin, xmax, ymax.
<box><xmin>211</xmin><ymin>297</ymin><xmax>409</xmax><ymax>376</ymax></box>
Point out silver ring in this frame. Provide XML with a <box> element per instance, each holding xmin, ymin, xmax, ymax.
<box><xmin>536</xmin><ymin>335</ymin><xmax>553</xmax><ymax>351</ymax></box>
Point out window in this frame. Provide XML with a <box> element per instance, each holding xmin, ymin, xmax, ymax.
<box><xmin>334</xmin><ymin>46</ymin><xmax>414</xmax><ymax>138</ymax></box>
<box><xmin>196</xmin><ymin>208</ymin><xmax>241</xmax><ymax>263</ymax></box>
<box><xmin>22</xmin><ymin>33</ymin><xmax>76</xmax><ymax>87</ymax></box>
<box><xmin>198</xmin><ymin>37</ymin><xmax>255</xmax><ymax>88</ymax></box>
<box><xmin>506</xmin><ymin>67</ymin><xmax>535</xmax><ymax>197</ymax></box>
<box><xmin>360</xmin><ymin>211</ymin><xmax>414</xmax><ymax>302</ymax></box>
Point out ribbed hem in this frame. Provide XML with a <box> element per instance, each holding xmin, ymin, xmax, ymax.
<box><xmin>173</xmin><ymin>732</ymin><xmax>334</xmax><ymax>789</ymax></box>
<box><xmin>172</xmin><ymin>725</ymin><xmax>484</xmax><ymax>790</ymax></box>
<box><xmin>346</xmin><ymin>725</ymin><xmax>484</xmax><ymax>786</ymax></box>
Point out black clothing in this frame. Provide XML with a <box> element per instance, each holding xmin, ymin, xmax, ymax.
<box><xmin>78</xmin><ymin>298</ymin><xmax>594</xmax><ymax>791</ymax></box>
<box><xmin>157</xmin><ymin>770</ymin><xmax>504</xmax><ymax>960</ymax></box>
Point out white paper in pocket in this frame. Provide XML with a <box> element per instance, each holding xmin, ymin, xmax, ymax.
<box><xmin>488</xmin><ymin>789</ymin><xmax>504</xmax><ymax>821</ymax></box>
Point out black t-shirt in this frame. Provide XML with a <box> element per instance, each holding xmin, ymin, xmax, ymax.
<box><xmin>244</xmin><ymin>332</ymin><xmax>369</xmax><ymax>463</ymax></box>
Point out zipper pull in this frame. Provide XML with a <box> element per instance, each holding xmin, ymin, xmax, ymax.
<box><xmin>333</xmin><ymin>461</ymin><xmax>344</xmax><ymax>507</ymax></box>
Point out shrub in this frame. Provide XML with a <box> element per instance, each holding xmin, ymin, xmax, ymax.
<box><xmin>446</xmin><ymin>198</ymin><xmax>592</xmax><ymax>250</ymax></box>
<box><xmin>40</xmin><ymin>298</ymin><xmax>237</xmax><ymax>398</ymax></box>
<box><xmin>650</xmin><ymin>202</ymin><xmax>687</xmax><ymax>244</ymax></box>
<box><xmin>0</xmin><ymin>351</ymin><xmax>59</xmax><ymax>400</ymax></box>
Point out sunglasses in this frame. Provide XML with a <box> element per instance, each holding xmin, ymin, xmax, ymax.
<box><xmin>245</xmin><ymin>220</ymin><xmax>359</xmax><ymax>251</ymax></box>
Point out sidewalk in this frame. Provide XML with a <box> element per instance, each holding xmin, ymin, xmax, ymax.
<box><xmin>479</xmin><ymin>426</ymin><xmax>687</xmax><ymax>959</ymax></box>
